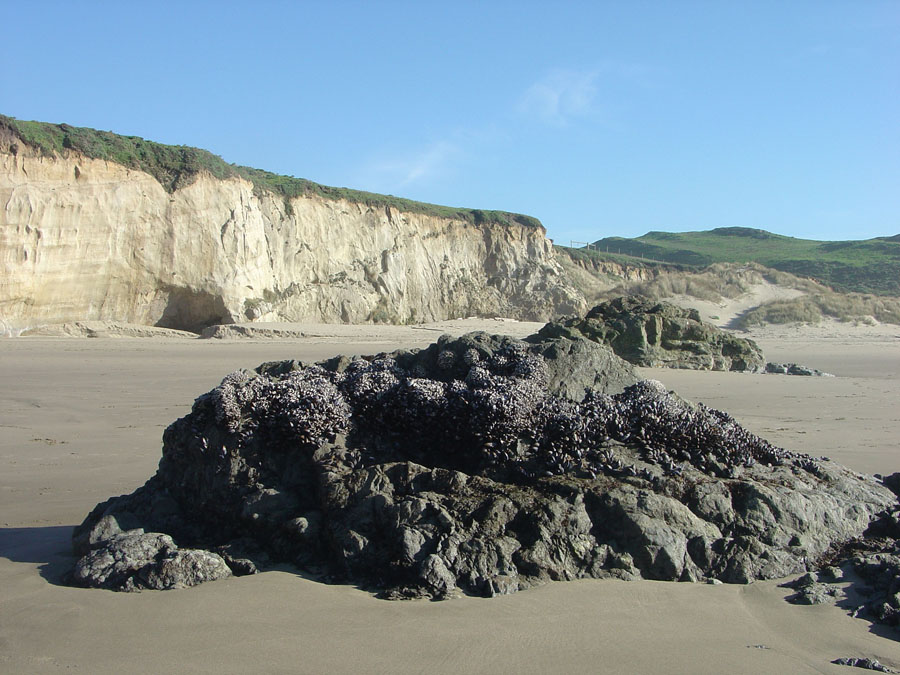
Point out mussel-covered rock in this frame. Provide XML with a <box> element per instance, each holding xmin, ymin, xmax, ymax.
<box><xmin>67</xmin><ymin>331</ymin><xmax>894</xmax><ymax>598</ymax></box>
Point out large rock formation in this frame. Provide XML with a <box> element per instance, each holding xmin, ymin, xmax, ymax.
<box><xmin>67</xmin><ymin>330</ymin><xmax>894</xmax><ymax>598</ymax></box>
<box><xmin>536</xmin><ymin>296</ymin><xmax>766</xmax><ymax>371</ymax></box>
<box><xmin>0</xmin><ymin>130</ymin><xmax>583</xmax><ymax>333</ymax></box>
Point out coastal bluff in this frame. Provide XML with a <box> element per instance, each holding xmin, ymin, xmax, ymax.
<box><xmin>0</xmin><ymin>127</ymin><xmax>583</xmax><ymax>333</ymax></box>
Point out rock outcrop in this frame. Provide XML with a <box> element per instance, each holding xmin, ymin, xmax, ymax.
<box><xmin>67</xmin><ymin>330</ymin><xmax>894</xmax><ymax>597</ymax></box>
<box><xmin>0</xmin><ymin>136</ymin><xmax>583</xmax><ymax>332</ymax></box>
<box><xmin>535</xmin><ymin>296</ymin><xmax>766</xmax><ymax>371</ymax></box>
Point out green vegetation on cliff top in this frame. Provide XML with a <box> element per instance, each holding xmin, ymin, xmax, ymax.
<box><xmin>589</xmin><ymin>227</ymin><xmax>900</xmax><ymax>296</ymax></box>
<box><xmin>0</xmin><ymin>114</ymin><xmax>541</xmax><ymax>229</ymax></box>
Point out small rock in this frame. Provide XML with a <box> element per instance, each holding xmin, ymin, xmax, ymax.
<box><xmin>72</xmin><ymin>511</ymin><xmax>144</xmax><ymax>556</ymax></box>
<box><xmin>70</xmin><ymin>532</ymin><xmax>231</xmax><ymax>591</ymax></box>
<box><xmin>831</xmin><ymin>657</ymin><xmax>898</xmax><ymax>673</ymax></box>
<box><xmin>486</xmin><ymin>574</ymin><xmax>520</xmax><ymax>597</ymax></box>
<box><xmin>820</xmin><ymin>565</ymin><xmax>844</xmax><ymax>582</ymax></box>
<box><xmin>784</xmin><ymin>573</ymin><xmax>846</xmax><ymax>606</ymax></box>
<box><xmin>420</xmin><ymin>554</ymin><xmax>456</xmax><ymax>596</ymax></box>
<box><xmin>142</xmin><ymin>549</ymin><xmax>232</xmax><ymax>589</ymax></box>
<box><xmin>766</xmin><ymin>362</ymin><xmax>834</xmax><ymax>377</ymax></box>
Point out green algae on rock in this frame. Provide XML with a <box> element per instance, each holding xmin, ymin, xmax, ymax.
<box><xmin>535</xmin><ymin>296</ymin><xmax>766</xmax><ymax>372</ymax></box>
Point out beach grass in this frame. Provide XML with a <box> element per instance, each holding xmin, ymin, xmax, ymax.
<box><xmin>0</xmin><ymin>114</ymin><xmax>542</xmax><ymax>230</ymax></box>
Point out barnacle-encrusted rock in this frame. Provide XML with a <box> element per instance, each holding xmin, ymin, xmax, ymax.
<box><xmin>536</xmin><ymin>296</ymin><xmax>766</xmax><ymax>372</ymax></box>
<box><xmin>67</xmin><ymin>331</ymin><xmax>894</xmax><ymax>597</ymax></box>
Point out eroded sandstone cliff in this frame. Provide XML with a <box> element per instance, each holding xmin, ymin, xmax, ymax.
<box><xmin>0</xmin><ymin>139</ymin><xmax>583</xmax><ymax>333</ymax></box>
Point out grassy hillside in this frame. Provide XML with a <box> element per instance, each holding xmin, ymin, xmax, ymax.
<box><xmin>0</xmin><ymin>114</ymin><xmax>541</xmax><ymax>229</ymax></box>
<box><xmin>591</xmin><ymin>227</ymin><xmax>900</xmax><ymax>296</ymax></box>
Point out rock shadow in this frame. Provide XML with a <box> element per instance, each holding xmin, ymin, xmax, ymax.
<box><xmin>834</xmin><ymin>576</ymin><xmax>900</xmax><ymax>643</ymax></box>
<box><xmin>0</xmin><ymin>525</ymin><xmax>76</xmax><ymax>586</ymax></box>
<box><xmin>785</xmin><ymin>563</ymin><xmax>900</xmax><ymax>643</ymax></box>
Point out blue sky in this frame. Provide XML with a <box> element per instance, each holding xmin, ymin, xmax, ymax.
<box><xmin>2</xmin><ymin>1</ymin><xmax>897</xmax><ymax>243</ymax></box>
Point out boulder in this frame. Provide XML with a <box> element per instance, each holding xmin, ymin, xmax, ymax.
<box><xmin>66</xmin><ymin>330</ymin><xmax>893</xmax><ymax>597</ymax></box>
<box><xmin>69</xmin><ymin>531</ymin><xmax>231</xmax><ymax>591</ymax></box>
<box><xmin>535</xmin><ymin>296</ymin><xmax>766</xmax><ymax>372</ymax></box>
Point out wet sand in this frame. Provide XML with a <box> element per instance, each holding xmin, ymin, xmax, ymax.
<box><xmin>2</xmin><ymin>320</ymin><xmax>899</xmax><ymax>673</ymax></box>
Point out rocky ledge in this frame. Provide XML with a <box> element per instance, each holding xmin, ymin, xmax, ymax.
<box><xmin>785</xmin><ymin>474</ymin><xmax>900</xmax><ymax>633</ymax></box>
<box><xmin>535</xmin><ymin>296</ymin><xmax>766</xmax><ymax>372</ymax></box>
<box><xmin>67</xmin><ymin>330</ymin><xmax>893</xmax><ymax>599</ymax></box>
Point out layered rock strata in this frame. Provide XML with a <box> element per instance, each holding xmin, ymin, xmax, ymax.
<box><xmin>68</xmin><ymin>331</ymin><xmax>893</xmax><ymax>598</ymax></box>
<box><xmin>536</xmin><ymin>296</ymin><xmax>766</xmax><ymax>371</ymax></box>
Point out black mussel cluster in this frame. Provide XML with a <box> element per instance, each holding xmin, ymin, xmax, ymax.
<box><xmin>207</xmin><ymin>368</ymin><xmax>350</xmax><ymax>450</ymax></box>
<box><xmin>604</xmin><ymin>380</ymin><xmax>800</xmax><ymax>476</ymax></box>
<box><xmin>200</xmin><ymin>343</ymin><xmax>810</xmax><ymax>483</ymax></box>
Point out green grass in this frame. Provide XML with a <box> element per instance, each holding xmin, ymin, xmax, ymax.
<box><xmin>590</xmin><ymin>227</ymin><xmax>900</xmax><ymax>296</ymax></box>
<box><xmin>0</xmin><ymin>114</ymin><xmax>542</xmax><ymax>229</ymax></box>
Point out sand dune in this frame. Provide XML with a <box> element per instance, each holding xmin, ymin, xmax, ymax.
<box><xmin>2</xmin><ymin>320</ymin><xmax>899</xmax><ymax>673</ymax></box>
<box><xmin>669</xmin><ymin>281</ymin><xmax>808</xmax><ymax>327</ymax></box>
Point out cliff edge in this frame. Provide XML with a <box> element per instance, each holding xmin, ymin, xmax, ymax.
<box><xmin>0</xmin><ymin>117</ymin><xmax>584</xmax><ymax>332</ymax></box>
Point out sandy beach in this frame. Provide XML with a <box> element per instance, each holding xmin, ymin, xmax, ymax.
<box><xmin>2</xmin><ymin>318</ymin><xmax>899</xmax><ymax>674</ymax></box>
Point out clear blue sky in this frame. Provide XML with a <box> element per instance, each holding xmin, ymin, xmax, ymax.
<box><xmin>2</xmin><ymin>1</ymin><xmax>897</xmax><ymax>243</ymax></box>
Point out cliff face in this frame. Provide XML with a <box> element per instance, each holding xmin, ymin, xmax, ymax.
<box><xmin>553</xmin><ymin>247</ymin><xmax>670</xmax><ymax>308</ymax></box>
<box><xmin>0</xmin><ymin>144</ymin><xmax>584</xmax><ymax>332</ymax></box>
<box><xmin>556</xmin><ymin>247</ymin><xmax>670</xmax><ymax>283</ymax></box>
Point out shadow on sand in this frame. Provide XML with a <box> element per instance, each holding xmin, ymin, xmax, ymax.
<box><xmin>725</xmin><ymin>308</ymin><xmax>756</xmax><ymax>331</ymax></box>
<box><xmin>0</xmin><ymin>525</ymin><xmax>76</xmax><ymax>585</ymax></box>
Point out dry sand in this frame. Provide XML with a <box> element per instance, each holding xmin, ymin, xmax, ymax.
<box><xmin>670</xmin><ymin>281</ymin><xmax>808</xmax><ymax>328</ymax></box>
<box><xmin>2</xmin><ymin>318</ymin><xmax>899</xmax><ymax>674</ymax></box>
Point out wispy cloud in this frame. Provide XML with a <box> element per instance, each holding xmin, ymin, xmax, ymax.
<box><xmin>516</xmin><ymin>62</ymin><xmax>662</xmax><ymax>127</ymax></box>
<box><xmin>356</xmin><ymin>63</ymin><xmax>652</xmax><ymax>193</ymax></box>
<box><xmin>361</xmin><ymin>140</ymin><xmax>461</xmax><ymax>193</ymax></box>
<box><xmin>517</xmin><ymin>69</ymin><xmax>600</xmax><ymax>126</ymax></box>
